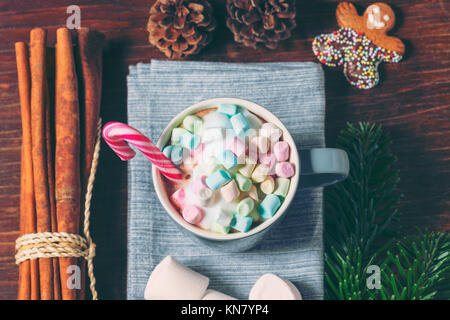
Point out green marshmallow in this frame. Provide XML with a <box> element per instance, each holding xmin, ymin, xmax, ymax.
<box><xmin>235</xmin><ymin>173</ymin><xmax>252</xmax><ymax>192</ymax></box>
<box><xmin>274</xmin><ymin>177</ymin><xmax>291</xmax><ymax>198</ymax></box>
<box><xmin>237</xmin><ymin>197</ymin><xmax>255</xmax><ymax>216</ymax></box>
<box><xmin>182</xmin><ymin>115</ymin><xmax>203</xmax><ymax>134</ymax></box>
<box><xmin>211</xmin><ymin>221</ymin><xmax>230</xmax><ymax>234</ymax></box>
<box><xmin>171</xmin><ymin>127</ymin><xmax>189</xmax><ymax>145</ymax></box>
<box><xmin>248</xmin><ymin>209</ymin><xmax>261</xmax><ymax>222</ymax></box>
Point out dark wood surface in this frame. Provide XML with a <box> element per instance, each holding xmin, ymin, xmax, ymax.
<box><xmin>0</xmin><ymin>0</ymin><xmax>448</xmax><ymax>300</ymax></box>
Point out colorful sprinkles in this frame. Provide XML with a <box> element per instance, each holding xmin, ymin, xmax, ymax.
<box><xmin>312</xmin><ymin>27</ymin><xmax>402</xmax><ymax>89</ymax></box>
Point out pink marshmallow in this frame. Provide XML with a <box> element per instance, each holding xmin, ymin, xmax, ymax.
<box><xmin>275</xmin><ymin>162</ymin><xmax>295</xmax><ymax>178</ymax></box>
<box><xmin>190</xmin><ymin>143</ymin><xmax>204</xmax><ymax>159</ymax></box>
<box><xmin>182</xmin><ymin>205</ymin><xmax>204</xmax><ymax>224</ymax></box>
<box><xmin>170</xmin><ymin>188</ymin><xmax>186</xmax><ymax>208</ymax></box>
<box><xmin>273</xmin><ymin>141</ymin><xmax>290</xmax><ymax>162</ymax></box>
<box><xmin>220</xmin><ymin>180</ymin><xmax>240</xmax><ymax>203</ymax></box>
<box><xmin>227</xmin><ymin>136</ymin><xmax>246</xmax><ymax>157</ymax></box>
<box><xmin>259</xmin><ymin>153</ymin><xmax>277</xmax><ymax>174</ymax></box>
<box><xmin>191</xmin><ymin>176</ymin><xmax>208</xmax><ymax>194</ymax></box>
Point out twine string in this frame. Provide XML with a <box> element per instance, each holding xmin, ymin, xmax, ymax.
<box><xmin>15</xmin><ymin>118</ymin><xmax>102</xmax><ymax>300</ymax></box>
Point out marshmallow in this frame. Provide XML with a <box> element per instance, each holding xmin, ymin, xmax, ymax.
<box><xmin>249</xmin><ymin>273</ymin><xmax>302</xmax><ymax>300</ymax></box>
<box><xmin>220</xmin><ymin>180</ymin><xmax>240</xmax><ymax>202</ymax></box>
<box><xmin>230</xmin><ymin>113</ymin><xmax>251</xmax><ymax>136</ymax></box>
<box><xmin>274</xmin><ymin>177</ymin><xmax>290</xmax><ymax>198</ymax></box>
<box><xmin>275</xmin><ymin>162</ymin><xmax>295</xmax><ymax>178</ymax></box>
<box><xmin>258</xmin><ymin>194</ymin><xmax>281</xmax><ymax>220</ymax></box>
<box><xmin>202</xmin><ymin>128</ymin><xmax>224</xmax><ymax>143</ymax></box>
<box><xmin>182</xmin><ymin>205</ymin><xmax>204</xmax><ymax>224</ymax></box>
<box><xmin>259</xmin><ymin>153</ymin><xmax>277</xmax><ymax>173</ymax></box>
<box><xmin>190</xmin><ymin>142</ymin><xmax>204</xmax><ymax>159</ymax></box>
<box><xmin>144</xmin><ymin>256</ymin><xmax>209</xmax><ymax>300</ymax></box>
<box><xmin>230</xmin><ymin>213</ymin><xmax>253</xmax><ymax>232</ymax></box>
<box><xmin>242</xmin><ymin>109</ymin><xmax>263</xmax><ymax>129</ymax></box>
<box><xmin>248</xmin><ymin>184</ymin><xmax>259</xmax><ymax>201</ymax></box>
<box><xmin>251</xmin><ymin>164</ymin><xmax>270</xmax><ymax>183</ymax></box>
<box><xmin>218</xmin><ymin>103</ymin><xmax>239</xmax><ymax>116</ymax></box>
<box><xmin>260</xmin><ymin>122</ymin><xmax>282</xmax><ymax>142</ymax></box>
<box><xmin>205</xmin><ymin>163</ymin><xmax>225</xmax><ymax>176</ymax></box>
<box><xmin>238</xmin><ymin>157</ymin><xmax>256</xmax><ymax>177</ymax></box>
<box><xmin>273</xmin><ymin>141</ymin><xmax>290</xmax><ymax>162</ymax></box>
<box><xmin>171</xmin><ymin>127</ymin><xmax>190</xmax><ymax>145</ymax></box>
<box><xmin>162</xmin><ymin>145</ymin><xmax>173</xmax><ymax>159</ymax></box>
<box><xmin>248</xmin><ymin>150</ymin><xmax>258</xmax><ymax>164</ymax></box>
<box><xmin>202</xmin><ymin>289</ymin><xmax>237</xmax><ymax>300</ymax></box>
<box><xmin>180</xmin><ymin>132</ymin><xmax>201</xmax><ymax>150</ymax></box>
<box><xmin>235</xmin><ymin>173</ymin><xmax>252</xmax><ymax>192</ymax></box>
<box><xmin>205</xmin><ymin>170</ymin><xmax>231</xmax><ymax>190</ymax></box>
<box><xmin>170</xmin><ymin>145</ymin><xmax>184</xmax><ymax>165</ymax></box>
<box><xmin>248</xmin><ymin>209</ymin><xmax>261</xmax><ymax>222</ymax></box>
<box><xmin>215</xmin><ymin>210</ymin><xmax>234</xmax><ymax>227</ymax></box>
<box><xmin>250</xmin><ymin>135</ymin><xmax>270</xmax><ymax>154</ymax></box>
<box><xmin>203</xmin><ymin>111</ymin><xmax>232</xmax><ymax>130</ymax></box>
<box><xmin>237</xmin><ymin>197</ymin><xmax>254</xmax><ymax>216</ymax></box>
<box><xmin>260</xmin><ymin>176</ymin><xmax>275</xmax><ymax>194</ymax></box>
<box><xmin>170</xmin><ymin>188</ymin><xmax>186</xmax><ymax>208</ymax></box>
<box><xmin>227</xmin><ymin>136</ymin><xmax>246</xmax><ymax>158</ymax></box>
<box><xmin>196</xmin><ymin>187</ymin><xmax>215</xmax><ymax>206</ymax></box>
<box><xmin>217</xmin><ymin>150</ymin><xmax>238</xmax><ymax>170</ymax></box>
<box><xmin>211</xmin><ymin>221</ymin><xmax>230</xmax><ymax>234</ymax></box>
<box><xmin>227</xmin><ymin>164</ymin><xmax>242</xmax><ymax>176</ymax></box>
<box><xmin>182</xmin><ymin>115</ymin><xmax>203</xmax><ymax>134</ymax></box>
<box><xmin>202</xmin><ymin>157</ymin><xmax>224</xmax><ymax>175</ymax></box>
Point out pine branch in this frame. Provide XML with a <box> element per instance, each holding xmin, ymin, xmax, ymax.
<box><xmin>324</xmin><ymin>122</ymin><xmax>402</xmax><ymax>299</ymax></box>
<box><xmin>379</xmin><ymin>230</ymin><xmax>450</xmax><ymax>300</ymax></box>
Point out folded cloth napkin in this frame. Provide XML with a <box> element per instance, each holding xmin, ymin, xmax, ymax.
<box><xmin>127</xmin><ymin>60</ymin><xmax>326</xmax><ymax>300</ymax></box>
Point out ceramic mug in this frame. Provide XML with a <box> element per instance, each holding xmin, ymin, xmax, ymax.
<box><xmin>153</xmin><ymin>98</ymin><xmax>349</xmax><ymax>252</ymax></box>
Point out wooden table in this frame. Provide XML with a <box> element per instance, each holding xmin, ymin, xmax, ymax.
<box><xmin>0</xmin><ymin>0</ymin><xmax>448</xmax><ymax>299</ymax></box>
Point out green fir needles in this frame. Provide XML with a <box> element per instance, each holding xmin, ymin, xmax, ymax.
<box><xmin>324</xmin><ymin>122</ymin><xmax>449</xmax><ymax>300</ymax></box>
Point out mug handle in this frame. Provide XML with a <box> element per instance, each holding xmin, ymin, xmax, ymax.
<box><xmin>298</xmin><ymin>148</ymin><xmax>349</xmax><ymax>189</ymax></box>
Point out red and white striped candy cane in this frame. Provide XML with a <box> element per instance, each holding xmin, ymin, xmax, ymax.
<box><xmin>102</xmin><ymin>121</ymin><xmax>182</xmax><ymax>182</ymax></box>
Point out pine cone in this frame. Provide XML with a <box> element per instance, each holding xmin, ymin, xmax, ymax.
<box><xmin>147</xmin><ymin>0</ymin><xmax>216</xmax><ymax>59</ymax></box>
<box><xmin>226</xmin><ymin>0</ymin><xmax>296</xmax><ymax>49</ymax></box>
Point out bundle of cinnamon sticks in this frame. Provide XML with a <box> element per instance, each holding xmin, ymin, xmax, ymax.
<box><xmin>15</xmin><ymin>27</ymin><xmax>104</xmax><ymax>300</ymax></box>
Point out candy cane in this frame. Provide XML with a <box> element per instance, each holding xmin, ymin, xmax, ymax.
<box><xmin>102</xmin><ymin>122</ymin><xmax>182</xmax><ymax>182</ymax></box>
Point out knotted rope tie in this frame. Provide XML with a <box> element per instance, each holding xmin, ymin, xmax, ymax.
<box><xmin>15</xmin><ymin>118</ymin><xmax>102</xmax><ymax>300</ymax></box>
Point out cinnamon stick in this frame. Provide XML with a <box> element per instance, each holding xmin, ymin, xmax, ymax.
<box><xmin>29</xmin><ymin>28</ymin><xmax>53</xmax><ymax>300</ymax></box>
<box><xmin>45</xmin><ymin>47</ymin><xmax>61</xmax><ymax>300</ymax></box>
<box><xmin>77</xmin><ymin>28</ymin><xmax>104</xmax><ymax>188</ymax></box>
<box><xmin>16</xmin><ymin>42</ymin><xmax>37</xmax><ymax>300</ymax></box>
<box><xmin>76</xmin><ymin>27</ymin><xmax>104</xmax><ymax>300</ymax></box>
<box><xmin>55</xmin><ymin>27</ymin><xmax>81</xmax><ymax>300</ymax></box>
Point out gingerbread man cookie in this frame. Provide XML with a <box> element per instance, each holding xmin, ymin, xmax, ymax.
<box><xmin>312</xmin><ymin>2</ymin><xmax>405</xmax><ymax>89</ymax></box>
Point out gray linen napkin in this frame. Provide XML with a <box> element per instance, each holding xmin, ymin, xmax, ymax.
<box><xmin>126</xmin><ymin>60</ymin><xmax>326</xmax><ymax>300</ymax></box>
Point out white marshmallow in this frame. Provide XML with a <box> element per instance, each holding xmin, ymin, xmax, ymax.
<box><xmin>144</xmin><ymin>256</ymin><xmax>209</xmax><ymax>300</ymax></box>
<box><xmin>196</xmin><ymin>187</ymin><xmax>215</xmax><ymax>206</ymax></box>
<box><xmin>216</xmin><ymin>210</ymin><xmax>233</xmax><ymax>227</ymax></box>
<box><xmin>202</xmin><ymin>128</ymin><xmax>225</xmax><ymax>143</ymax></box>
<box><xmin>249</xmin><ymin>273</ymin><xmax>302</xmax><ymax>300</ymax></box>
<box><xmin>242</xmin><ymin>109</ymin><xmax>263</xmax><ymax>129</ymax></box>
<box><xmin>250</xmin><ymin>135</ymin><xmax>270</xmax><ymax>154</ymax></box>
<box><xmin>203</xmin><ymin>111</ymin><xmax>232</xmax><ymax>130</ymax></box>
<box><xmin>259</xmin><ymin>122</ymin><xmax>282</xmax><ymax>142</ymax></box>
<box><xmin>202</xmin><ymin>289</ymin><xmax>237</xmax><ymax>300</ymax></box>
